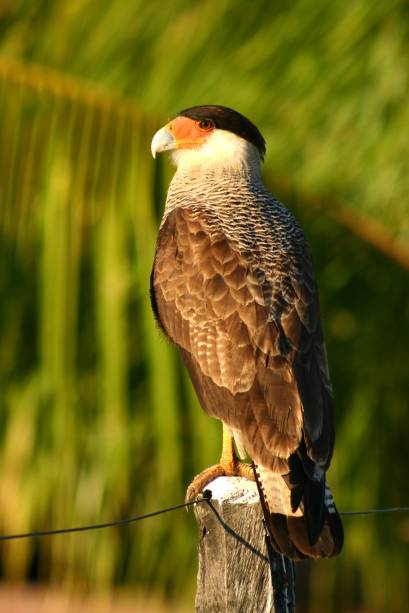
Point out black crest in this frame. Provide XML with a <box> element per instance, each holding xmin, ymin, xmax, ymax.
<box><xmin>178</xmin><ymin>105</ymin><xmax>266</xmax><ymax>160</ymax></box>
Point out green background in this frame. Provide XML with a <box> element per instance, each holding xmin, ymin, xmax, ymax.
<box><xmin>0</xmin><ymin>1</ymin><xmax>408</xmax><ymax>611</ymax></box>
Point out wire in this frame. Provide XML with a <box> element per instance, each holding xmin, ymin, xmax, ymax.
<box><xmin>0</xmin><ymin>498</ymin><xmax>407</xmax><ymax>543</ymax></box>
<box><xmin>0</xmin><ymin>499</ymin><xmax>205</xmax><ymax>542</ymax></box>
<box><xmin>204</xmin><ymin>497</ymin><xmax>267</xmax><ymax>562</ymax></box>
<box><xmin>340</xmin><ymin>506</ymin><xmax>409</xmax><ymax>517</ymax></box>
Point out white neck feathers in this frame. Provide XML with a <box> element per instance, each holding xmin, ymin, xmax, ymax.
<box><xmin>170</xmin><ymin>129</ymin><xmax>262</xmax><ymax>177</ymax></box>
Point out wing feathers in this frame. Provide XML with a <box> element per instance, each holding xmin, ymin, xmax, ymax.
<box><xmin>152</xmin><ymin>205</ymin><xmax>336</xmax><ymax>507</ymax></box>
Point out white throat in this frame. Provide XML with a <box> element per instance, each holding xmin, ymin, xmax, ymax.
<box><xmin>171</xmin><ymin>129</ymin><xmax>262</xmax><ymax>176</ymax></box>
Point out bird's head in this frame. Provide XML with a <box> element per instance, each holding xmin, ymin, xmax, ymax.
<box><xmin>151</xmin><ymin>105</ymin><xmax>266</xmax><ymax>173</ymax></box>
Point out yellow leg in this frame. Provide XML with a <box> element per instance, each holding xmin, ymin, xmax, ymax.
<box><xmin>185</xmin><ymin>423</ymin><xmax>254</xmax><ymax>502</ymax></box>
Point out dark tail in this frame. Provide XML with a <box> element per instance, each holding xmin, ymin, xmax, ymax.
<box><xmin>268</xmin><ymin>482</ymin><xmax>343</xmax><ymax>560</ymax></box>
<box><xmin>256</xmin><ymin>456</ymin><xmax>343</xmax><ymax>560</ymax></box>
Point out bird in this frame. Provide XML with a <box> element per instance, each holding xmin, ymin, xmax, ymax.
<box><xmin>150</xmin><ymin>105</ymin><xmax>343</xmax><ymax>559</ymax></box>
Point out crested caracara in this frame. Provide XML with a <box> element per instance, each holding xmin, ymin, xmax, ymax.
<box><xmin>150</xmin><ymin>105</ymin><xmax>343</xmax><ymax>559</ymax></box>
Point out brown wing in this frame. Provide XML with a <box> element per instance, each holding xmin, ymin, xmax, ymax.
<box><xmin>151</xmin><ymin>206</ymin><xmax>334</xmax><ymax>471</ymax></box>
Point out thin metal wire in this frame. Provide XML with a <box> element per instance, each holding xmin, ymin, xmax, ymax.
<box><xmin>251</xmin><ymin>461</ymin><xmax>294</xmax><ymax>612</ymax></box>
<box><xmin>0</xmin><ymin>499</ymin><xmax>407</xmax><ymax>543</ymax></box>
<box><xmin>204</xmin><ymin>498</ymin><xmax>267</xmax><ymax>562</ymax></box>
<box><xmin>0</xmin><ymin>499</ymin><xmax>204</xmax><ymax>542</ymax></box>
<box><xmin>340</xmin><ymin>506</ymin><xmax>409</xmax><ymax>516</ymax></box>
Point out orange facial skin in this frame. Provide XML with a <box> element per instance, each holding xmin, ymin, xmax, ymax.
<box><xmin>166</xmin><ymin>116</ymin><xmax>215</xmax><ymax>149</ymax></box>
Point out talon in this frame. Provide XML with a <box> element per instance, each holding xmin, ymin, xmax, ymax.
<box><xmin>185</xmin><ymin>463</ymin><xmax>226</xmax><ymax>503</ymax></box>
<box><xmin>185</xmin><ymin>425</ymin><xmax>256</xmax><ymax>502</ymax></box>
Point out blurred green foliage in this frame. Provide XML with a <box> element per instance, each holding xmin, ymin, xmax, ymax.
<box><xmin>0</xmin><ymin>1</ymin><xmax>408</xmax><ymax>611</ymax></box>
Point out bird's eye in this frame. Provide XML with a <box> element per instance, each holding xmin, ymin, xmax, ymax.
<box><xmin>198</xmin><ymin>119</ymin><xmax>215</xmax><ymax>131</ymax></box>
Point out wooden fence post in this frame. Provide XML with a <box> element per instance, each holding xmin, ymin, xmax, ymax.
<box><xmin>194</xmin><ymin>476</ymin><xmax>295</xmax><ymax>613</ymax></box>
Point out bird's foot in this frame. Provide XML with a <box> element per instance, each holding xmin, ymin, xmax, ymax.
<box><xmin>185</xmin><ymin>459</ymin><xmax>254</xmax><ymax>502</ymax></box>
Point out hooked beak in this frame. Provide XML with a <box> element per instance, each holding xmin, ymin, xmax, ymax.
<box><xmin>151</xmin><ymin>126</ymin><xmax>176</xmax><ymax>158</ymax></box>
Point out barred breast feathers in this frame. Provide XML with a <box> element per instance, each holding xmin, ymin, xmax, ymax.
<box><xmin>163</xmin><ymin>167</ymin><xmax>309</xmax><ymax>285</ymax></box>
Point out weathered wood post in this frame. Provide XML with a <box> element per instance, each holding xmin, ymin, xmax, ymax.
<box><xmin>194</xmin><ymin>477</ymin><xmax>295</xmax><ymax>613</ymax></box>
